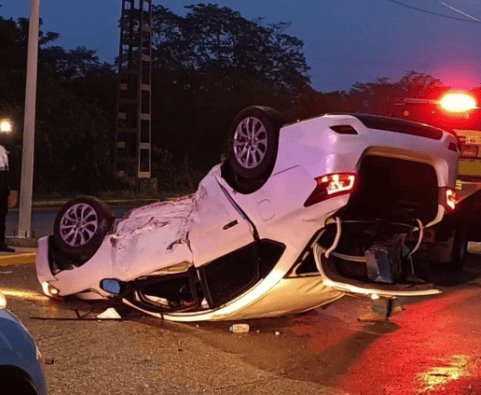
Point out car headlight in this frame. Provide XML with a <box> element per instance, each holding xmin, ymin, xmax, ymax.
<box><xmin>41</xmin><ymin>281</ymin><xmax>60</xmax><ymax>297</ymax></box>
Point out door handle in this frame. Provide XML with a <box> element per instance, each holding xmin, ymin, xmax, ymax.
<box><xmin>223</xmin><ymin>220</ymin><xmax>238</xmax><ymax>230</ymax></box>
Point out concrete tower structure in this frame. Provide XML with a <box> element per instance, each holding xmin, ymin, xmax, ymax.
<box><xmin>115</xmin><ymin>0</ymin><xmax>156</xmax><ymax>192</ymax></box>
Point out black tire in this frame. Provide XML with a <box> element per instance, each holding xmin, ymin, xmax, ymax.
<box><xmin>227</xmin><ymin>106</ymin><xmax>284</xmax><ymax>181</ymax></box>
<box><xmin>53</xmin><ymin>196</ymin><xmax>114</xmax><ymax>261</ymax></box>
<box><xmin>450</xmin><ymin>223</ymin><xmax>468</xmax><ymax>270</ymax></box>
<box><xmin>0</xmin><ymin>367</ymin><xmax>39</xmax><ymax>395</ymax></box>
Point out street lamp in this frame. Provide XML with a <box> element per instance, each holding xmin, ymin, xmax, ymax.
<box><xmin>0</xmin><ymin>119</ymin><xmax>13</xmax><ymax>134</ymax></box>
<box><xmin>18</xmin><ymin>0</ymin><xmax>40</xmax><ymax>238</ymax></box>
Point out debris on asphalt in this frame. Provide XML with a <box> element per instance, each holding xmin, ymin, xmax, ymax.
<box><xmin>275</xmin><ymin>331</ymin><xmax>281</xmax><ymax>336</ymax></box>
<box><xmin>96</xmin><ymin>307</ymin><xmax>122</xmax><ymax>320</ymax></box>
<box><xmin>229</xmin><ymin>323</ymin><xmax>250</xmax><ymax>333</ymax></box>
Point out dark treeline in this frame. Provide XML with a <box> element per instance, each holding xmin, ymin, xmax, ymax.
<box><xmin>0</xmin><ymin>4</ymin><xmax>472</xmax><ymax>196</ymax></box>
<box><xmin>0</xmin><ymin>16</ymin><xmax>117</xmax><ymax>196</ymax></box>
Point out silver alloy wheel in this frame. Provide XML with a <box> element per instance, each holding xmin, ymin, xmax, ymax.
<box><xmin>59</xmin><ymin>203</ymin><xmax>99</xmax><ymax>247</ymax></box>
<box><xmin>233</xmin><ymin>116</ymin><xmax>268</xmax><ymax>169</ymax></box>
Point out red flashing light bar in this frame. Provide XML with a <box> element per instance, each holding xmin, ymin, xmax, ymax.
<box><xmin>439</xmin><ymin>92</ymin><xmax>477</xmax><ymax>113</ymax></box>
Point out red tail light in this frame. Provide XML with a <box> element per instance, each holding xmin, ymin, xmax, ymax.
<box><xmin>440</xmin><ymin>187</ymin><xmax>457</xmax><ymax>212</ymax></box>
<box><xmin>461</xmin><ymin>144</ymin><xmax>478</xmax><ymax>158</ymax></box>
<box><xmin>304</xmin><ymin>173</ymin><xmax>356</xmax><ymax>207</ymax></box>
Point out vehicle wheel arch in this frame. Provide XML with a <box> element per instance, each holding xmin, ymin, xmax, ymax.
<box><xmin>224</xmin><ymin>105</ymin><xmax>285</xmax><ymax>194</ymax></box>
<box><xmin>53</xmin><ymin>195</ymin><xmax>114</xmax><ymax>261</ymax></box>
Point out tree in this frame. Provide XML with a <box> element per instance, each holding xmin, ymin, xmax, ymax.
<box><xmin>149</xmin><ymin>3</ymin><xmax>310</xmax><ymax>173</ymax></box>
<box><xmin>397</xmin><ymin>71</ymin><xmax>447</xmax><ymax>99</ymax></box>
<box><xmin>0</xmin><ymin>6</ymin><xmax>465</xmax><ymax>197</ymax></box>
<box><xmin>41</xmin><ymin>46</ymin><xmax>113</xmax><ymax>80</ymax></box>
<box><xmin>334</xmin><ymin>72</ymin><xmax>450</xmax><ymax>116</ymax></box>
<box><xmin>0</xmin><ymin>15</ymin><xmax>116</xmax><ymax>195</ymax></box>
<box><xmin>152</xmin><ymin>4</ymin><xmax>309</xmax><ymax>95</ymax></box>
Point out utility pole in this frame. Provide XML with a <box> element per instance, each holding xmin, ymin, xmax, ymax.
<box><xmin>18</xmin><ymin>0</ymin><xmax>40</xmax><ymax>238</ymax></box>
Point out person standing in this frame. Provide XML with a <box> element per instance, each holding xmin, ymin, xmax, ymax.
<box><xmin>0</xmin><ymin>144</ymin><xmax>15</xmax><ymax>252</ymax></box>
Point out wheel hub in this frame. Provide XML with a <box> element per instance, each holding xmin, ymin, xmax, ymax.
<box><xmin>233</xmin><ymin>117</ymin><xmax>268</xmax><ymax>169</ymax></box>
<box><xmin>59</xmin><ymin>203</ymin><xmax>99</xmax><ymax>247</ymax></box>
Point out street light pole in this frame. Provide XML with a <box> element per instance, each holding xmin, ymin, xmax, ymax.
<box><xmin>18</xmin><ymin>0</ymin><xmax>40</xmax><ymax>238</ymax></box>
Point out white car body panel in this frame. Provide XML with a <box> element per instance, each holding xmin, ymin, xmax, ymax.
<box><xmin>128</xmin><ymin>276</ymin><xmax>344</xmax><ymax>322</ymax></box>
<box><xmin>188</xmin><ymin>171</ymin><xmax>255</xmax><ymax>267</ymax></box>
<box><xmin>36</xmin><ymin>113</ymin><xmax>459</xmax><ymax>321</ymax></box>
<box><xmin>276</xmin><ymin>116</ymin><xmax>457</xmax><ymax>185</ymax></box>
<box><xmin>41</xmin><ymin>198</ymin><xmax>195</xmax><ymax>296</ymax></box>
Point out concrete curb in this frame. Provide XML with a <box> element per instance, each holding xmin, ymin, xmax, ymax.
<box><xmin>6</xmin><ymin>236</ymin><xmax>38</xmax><ymax>248</ymax></box>
<box><xmin>0</xmin><ymin>251</ymin><xmax>36</xmax><ymax>266</ymax></box>
<box><xmin>0</xmin><ymin>246</ymin><xmax>36</xmax><ymax>266</ymax></box>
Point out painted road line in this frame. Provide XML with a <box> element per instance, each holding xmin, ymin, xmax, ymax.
<box><xmin>0</xmin><ymin>252</ymin><xmax>36</xmax><ymax>266</ymax></box>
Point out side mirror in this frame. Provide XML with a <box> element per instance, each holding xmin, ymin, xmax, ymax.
<box><xmin>100</xmin><ymin>279</ymin><xmax>124</xmax><ymax>296</ymax></box>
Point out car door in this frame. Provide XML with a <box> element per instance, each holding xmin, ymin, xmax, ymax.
<box><xmin>188</xmin><ymin>170</ymin><xmax>256</xmax><ymax>268</ymax></box>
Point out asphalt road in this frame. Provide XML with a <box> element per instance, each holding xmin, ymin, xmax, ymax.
<box><xmin>3</xmin><ymin>248</ymin><xmax>481</xmax><ymax>394</ymax></box>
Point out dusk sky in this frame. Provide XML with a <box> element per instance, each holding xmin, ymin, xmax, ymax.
<box><xmin>2</xmin><ymin>0</ymin><xmax>481</xmax><ymax>92</ymax></box>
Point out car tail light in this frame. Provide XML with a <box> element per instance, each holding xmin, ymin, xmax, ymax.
<box><xmin>304</xmin><ymin>173</ymin><xmax>356</xmax><ymax>207</ymax></box>
<box><xmin>440</xmin><ymin>187</ymin><xmax>457</xmax><ymax>212</ymax></box>
<box><xmin>461</xmin><ymin>144</ymin><xmax>479</xmax><ymax>158</ymax></box>
<box><xmin>439</xmin><ymin>92</ymin><xmax>477</xmax><ymax>113</ymax></box>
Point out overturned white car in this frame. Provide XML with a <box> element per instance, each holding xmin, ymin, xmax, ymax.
<box><xmin>36</xmin><ymin>107</ymin><xmax>460</xmax><ymax>321</ymax></box>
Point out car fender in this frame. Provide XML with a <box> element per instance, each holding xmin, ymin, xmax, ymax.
<box><xmin>0</xmin><ymin>310</ymin><xmax>47</xmax><ymax>395</ymax></box>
